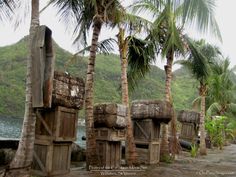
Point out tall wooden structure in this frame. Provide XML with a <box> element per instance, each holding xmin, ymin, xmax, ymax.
<box><xmin>131</xmin><ymin>100</ymin><xmax>173</xmax><ymax>164</ymax></box>
<box><xmin>32</xmin><ymin>72</ymin><xmax>84</xmax><ymax>177</ymax></box>
<box><xmin>177</xmin><ymin>110</ymin><xmax>200</xmax><ymax>142</ymax></box>
<box><xmin>31</xmin><ymin>25</ymin><xmax>85</xmax><ymax>177</ymax></box>
<box><xmin>94</xmin><ymin>103</ymin><xmax>127</xmax><ymax>169</ymax></box>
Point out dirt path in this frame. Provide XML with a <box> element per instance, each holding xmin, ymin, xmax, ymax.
<box><xmin>67</xmin><ymin>144</ymin><xmax>236</xmax><ymax>177</ymax></box>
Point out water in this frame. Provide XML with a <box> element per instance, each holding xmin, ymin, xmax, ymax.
<box><xmin>0</xmin><ymin>116</ymin><xmax>23</xmax><ymax>139</ymax></box>
<box><xmin>0</xmin><ymin>116</ymin><xmax>86</xmax><ymax>148</ymax></box>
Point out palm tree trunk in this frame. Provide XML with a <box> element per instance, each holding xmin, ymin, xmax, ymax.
<box><xmin>199</xmin><ymin>84</ymin><xmax>207</xmax><ymax>155</ymax></box>
<box><xmin>5</xmin><ymin>1</ymin><xmax>39</xmax><ymax>177</ymax></box>
<box><xmin>85</xmin><ymin>16</ymin><xmax>103</xmax><ymax>170</ymax></box>
<box><xmin>164</xmin><ymin>52</ymin><xmax>173</xmax><ymax>103</ymax></box>
<box><xmin>118</xmin><ymin>28</ymin><xmax>138</xmax><ymax>165</ymax></box>
<box><xmin>160</xmin><ymin>51</ymin><xmax>173</xmax><ymax>159</ymax></box>
<box><xmin>161</xmin><ymin>50</ymin><xmax>179</xmax><ymax>159</ymax></box>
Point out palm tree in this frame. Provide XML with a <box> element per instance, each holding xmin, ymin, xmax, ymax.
<box><xmin>152</xmin><ymin>2</ymin><xmax>185</xmax><ymax>158</ymax></box>
<box><xmin>50</xmin><ymin>0</ymin><xmax>123</xmax><ymax>168</ymax></box>
<box><xmin>207</xmin><ymin>58</ymin><xmax>236</xmax><ymax>117</ymax></box>
<box><xmin>117</xmin><ymin>28</ymin><xmax>139</xmax><ymax>165</ymax></box>
<box><xmin>131</xmin><ymin>0</ymin><xmax>221</xmax><ymax>159</ymax></box>
<box><xmin>118</xmin><ymin>17</ymin><xmax>154</xmax><ymax>164</ymax></box>
<box><xmin>177</xmin><ymin>38</ymin><xmax>220</xmax><ymax>155</ymax></box>
<box><xmin>4</xmin><ymin>0</ymin><xmax>39</xmax><ymax>176</ymax></box>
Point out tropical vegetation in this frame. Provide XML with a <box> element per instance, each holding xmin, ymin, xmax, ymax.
<box><xmin>178</xmin><ymin>38</ymin><xmax>222</xmax><ymax>155</ymax></box>
<box><xmin>128</xmin><ymin>0</ymin><xmax>221</xmax><ymax>159</ymax></box>
<box><xmin>0</xmin><ymin>0</ymin><xmax>236</xmax><ymax>176</ymax></box>
<box><xmin>205</xmin><ymin>116</ymin><xmax>234</xmax><ymax>150</ymax></box>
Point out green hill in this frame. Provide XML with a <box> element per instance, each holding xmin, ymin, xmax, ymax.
<box><xmin>0</xmin><ymin>37</ymin><xmax>197</xmax><ymax>117</ymax></box>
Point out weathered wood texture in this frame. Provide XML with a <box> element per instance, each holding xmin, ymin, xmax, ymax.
<box><xmin>32</xmin><ymin>26</ymin><xmax>55</xmax><ymax>108</ymax></box>
<box><xmin>32</xmin><ymin>140</ymin><xmax>72</xmax><ymax>177</ymax></box>
<box><xmin>177</xmin><ymin>110</ymin><xmax>200</xmax><ymax>124</ymax></box>
<box><xmin>52</xmin><ymin>71</ymin><xmax>85</xmax><ymax>109</ymax></box>
<box><xmin>131</xmin><ymin>100</ymin><xmax>173</xmax><ymax>123</ymax></box>
<box><xmin>96</xmin><ymin>140</ymin><xmax>121</xmax><ymax>169</ymax></box>
<box><xmin>133</xmin><ymin>119</ymin><xmax>160</xmax><ymax>142</ymax></box>
<box><xmin>135</xmin><ymin>141</ymin><xmax>160</xmax><ymax>164</ymax></box>
<box><xmin>35</xmin><ymin>106</ymin><xmax>78</xmax><ymax>142</ymax></box>
<box><xmin>95</xmin><ymin>128</ymin><xmax>126</xmax><ymax>141</ymax></box>
<box><xmin>94</xmin><ymin>103</ymin><xmax>127</xmax><ymax>128</ymax></box>
<box><xmin>180</xmin><ymin>122</ymin><xmax>198</xmax><ymax>141</ymax></box>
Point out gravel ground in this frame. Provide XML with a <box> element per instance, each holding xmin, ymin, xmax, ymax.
<box><xmin>67</xmin><ymin>144</ymin><xmax>236</xmax><ymax>177</ymax></box>
<box><xmin>1</xmin><ymin>144</ymin><xmax>236</xmax><ymax>177</ymax></box>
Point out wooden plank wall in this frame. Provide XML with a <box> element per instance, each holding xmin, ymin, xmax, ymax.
<box><xmin>32</xmin><ymin>141</ymin><xmax>72</xmax><ymax>176</ymax></box>
<box><xmin>35</xmin><ymin>106</ymin><xmax>78</xmax><ymax>142</ymax></box>
<box><xmin>180</xmin><ymin>122</ymin><xmax>197</xmax><ymax>141</ymax></box>
<box><xmin>133</xmin><ymin>119</ymin><xmax>160</xmax><ymax>142</ymax></box>
<box><xmin>96</xmin><ymin>140</ymin><xmax>121</xmax><ymax>169</ymax></box>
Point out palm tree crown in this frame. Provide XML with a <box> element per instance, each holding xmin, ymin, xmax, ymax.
<box><xmin>0</xmin><ymin>0</ymin><xmax>17</xmax><ymax>22</ymax></box>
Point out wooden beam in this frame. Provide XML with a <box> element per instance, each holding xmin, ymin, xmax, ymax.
<box><xmin>33</xmin><ymin>151</ymin><xmax>47</xmax><ymax>173</ymax></box>
<box><xmin>36</xmin><ymin>110</ymin><xmax>53</xmax><ymax>136</ymax></box>
<box><xmin>135</xmin><ymin>121</ymin><xmax>149</xmax><ymax>139</ymax></box>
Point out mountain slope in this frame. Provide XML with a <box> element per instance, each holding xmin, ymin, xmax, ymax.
<box><xmin>0</xmin><ymin>37</ymin><xmax>197</xmax><ymax>117</ymax></box>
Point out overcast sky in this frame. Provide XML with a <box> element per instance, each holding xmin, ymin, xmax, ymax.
<box><xmin>0</xmin><ymin>0</ymin><xmax>235</xmax><ymax>69</ymax></box>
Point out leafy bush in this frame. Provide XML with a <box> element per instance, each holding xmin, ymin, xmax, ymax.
<box><xmin>205</xmin><ymin>116</ymin><xmax>234</xmax><ymax>149</ymax></box>
<box><xmin>190</xmin><ymin>144</ymin><xmax>198</xmax><ymax>158</ymax></box>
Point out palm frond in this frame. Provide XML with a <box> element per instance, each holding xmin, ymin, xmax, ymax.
<box><xmin>131</xmin><ymin>0</ymin><xmax>161</xmax><ymax>18</ymax></box>
<box><xmin>207</xmin><ymin>57</ymin><xmax>236</xmax><ymax>114</ymax></box>
<box><xmin>64</xmin><ymin>38</ymin><xmax>116</xmax><ymax>70</ymax></box>
<box><xmin>0</xmin><ymin>0</ymin><xmax>18</xmax><ymax>22</ymax></box>
<box><xmin>121</xmin><ymin>12</ymin><xmax>153</xmax><ymax>34</ymax></box>
<box><xmin>175</xmin><ymin>59</ymin><xmax>192</xmax><ymax>71</ymax></box>
<box><xmin>127</xmin><ymin>36</ymin><xmax>155</xmax><ymax>90</ymax></box>
<box><xmin>228</xmin><ymin>104</ymin><xmax>236</xmax><ymax>115</ymax></box>
<box><xmin>180</xmin><ymin>0</ymin><xmax>222</xmax><ymax>41</ymax></box>
<box><xmin>74</xmin><ymin>38</ymin><xmax>117</xmax><ymax>56</ymax></box>
<box><xmin>206</xmin><ymin>102</ymin><xmax>221</xmax><ymax>117</ymax></box>
<box><xmin>148</xmin><ymin>3</ymin><xmax>185</xmax><ymax>58</ymax></box>
<box><xmin>50</xmin><ymin>0</ymin><xmax>93</xmax><ymax>49</ymax></box>
<box><xmin>184</xmin><ymin>36</ymin><xmax>210</xmax><ymax>83</ymax></box>
<box><xmin>192</xmin><ymin>96</ymin><xmax>201</xmax><ymax>111</ymax></box>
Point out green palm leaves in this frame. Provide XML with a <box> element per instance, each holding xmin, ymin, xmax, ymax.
<box><xmin>0</xmin><ymin>0</ymin><xmax>17</xmax><ymax>22</ymax></box>
<box><xmin>207</xmin><ymin>59</ymin><xmax>236</xmax><ymax>117</ymax></box>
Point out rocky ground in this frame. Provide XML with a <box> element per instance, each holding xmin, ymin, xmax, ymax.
<box><xmin>67</xmin><ymin>144</ymin><xmax>236</xmax><ymax>177</ymax></box>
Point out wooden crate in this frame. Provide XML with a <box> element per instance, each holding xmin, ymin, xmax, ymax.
<box><xmin>95</xmin><ymin>128</ymin><xmax>126</xmax><ymax>141</ymax></box>
<box><xmin>32</xmin><ymin>140</ymin><xmax>72</xmax><ymax>176</ymax></box>
<box><xmin>180</xmin><ymin>122</ymin><xmax>198</xmax><ymax>141</ymax></box>
<box><xmin>35</xmin><ymin>106</ymin><xmax>78</xmax><ymax>142</ymax></box>
<box><xmin>96</xmin><ymin>140</ymin><xmax>121</xmax><ymax>169</ymax></box>
<box><xmin>133</xmin><ymin>119</ymin><xmax>160</xmax><ymax>142</ymax></box>
<box><xmin>135</xmin><ymin>141</ymin><xmax>160</xmax><ymax>164</ymax></box>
